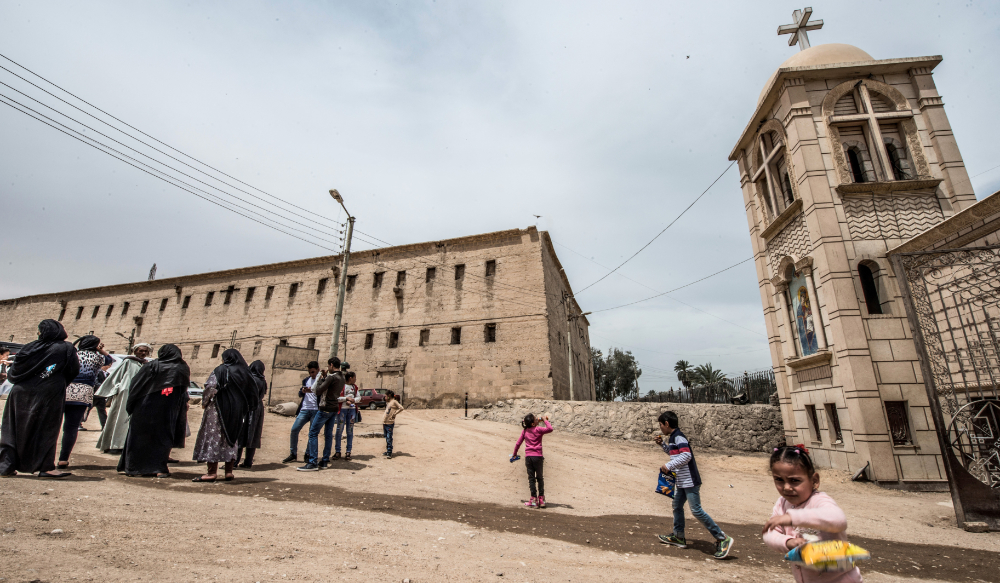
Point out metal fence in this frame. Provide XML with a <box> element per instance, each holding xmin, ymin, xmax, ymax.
<box><xmin>635</xmin><ymin>368</ymin><xmax>777</xmax><ymax>405</ymax></box>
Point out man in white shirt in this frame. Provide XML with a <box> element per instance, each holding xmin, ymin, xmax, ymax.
<box><xmin>282</xmin><ymin>361</ymin><xmax>321</xmax><ymax>464</ymax></box>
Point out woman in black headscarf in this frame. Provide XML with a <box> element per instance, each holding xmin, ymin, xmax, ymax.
<box><xmin>0</xmin><ymin>320</ymin><xmax>79</xmax><ymax>478</ymax></box>
<box><xmin>192</xmin><ymin>349</ymin><xmax>255</xmax><ymax>482</ymax></box>
<box><xmin>117</xmin><ymin>344</ymin><xmax>190</xmax><ymax>477</ymax></box>
<box><xmin>236</xmin><ymin>360</ymin><xmax>268</xmax><ymax>469</ymax></box>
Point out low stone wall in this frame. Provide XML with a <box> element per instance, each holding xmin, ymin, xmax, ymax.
<box><xmin>477</xmin><ymin>399</ymin><xmax>782</xmax><ymax>453</ymax></box>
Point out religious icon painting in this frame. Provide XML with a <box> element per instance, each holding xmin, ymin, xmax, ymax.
<box><xmin>790</xmin><ymin>271</ymin><xmax>819</xmax><ymax>356</ymax></box>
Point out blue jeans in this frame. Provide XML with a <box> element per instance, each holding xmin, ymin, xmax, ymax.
<box><xmin>672</xmin><ymin>485</ymin><xmax>725</xmax><ymax>540</ymax></box>
<box><xmin>305</xmin><ymin>411</ymin><xmax>337</xmax><ymax>465</ymax></box>
<box><xmin>335</xmin><ymin>409</ymin><xmax>355</xmax><ymax>453</ymax></box>
<box><xmin>289</xmin><ymin>409</ymin><xmax>318</xmax><ymax>456</ymax></box>
<box><xmin>384</xmin><ymin>424</ymin><xmax>394</xmax><ymax>454</ymax></box>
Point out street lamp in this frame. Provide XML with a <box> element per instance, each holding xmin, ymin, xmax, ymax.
<box><xmin>115</xmin><ymin>329</ymin><xmax>135</xmax><ymax>355</ymax></box>
<box><xmin>329</xmin><ymin>189</ymin><xmax>356</xmax><ymax>359</ymax></box>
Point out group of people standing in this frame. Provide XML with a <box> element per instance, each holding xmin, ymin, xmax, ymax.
<box><xmin>0</xmin><ymin>319</ymin><xmax>268</xmax><ymax>482</ymax></box>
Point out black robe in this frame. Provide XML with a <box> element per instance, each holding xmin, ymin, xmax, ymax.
<box><xmin>117</xmin><ymin>344</ymin><xmax>190</xmax><ymax>476</ymax></box>
<box><xmin>241</xmin><ymin>360</ymin><xmax>268</xmax><ymax>450</ymax></box>
<box><xmin>0</xmin><ymin>320</ymin><xmax>79</xmax><ymax>475</ymax></box>
<box><xmin>212</xmin><ymin>349</ymin><xmax>256</xmax><ymax>448</ymax></box>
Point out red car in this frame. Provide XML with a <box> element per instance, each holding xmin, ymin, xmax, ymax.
<box><xmin>355</xmin><ymin>388</ymin><xmax>387</xmax><ymax>410</ymax></box>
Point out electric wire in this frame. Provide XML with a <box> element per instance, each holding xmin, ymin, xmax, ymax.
<box><xmin>574</xmin><ymin>160</ymin><xmax>736</xmax><ymax>295</ymax></box>
<box><xmin>0</xmin><ymin>53</ymin><xmax>347</xmax><ymax>231</ymax></box>
<box><xmin>591</xmin><ymin>257</ymin><xmax>753</xmax><ymax>313</ymax></box>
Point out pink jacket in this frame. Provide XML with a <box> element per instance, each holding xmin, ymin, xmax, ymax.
<box><xmin>513</xmin><ymin>420</ymin><xmax>553</xmax><ymax>457</ymax></box>
<box><xmin>763</xmin><ymin>492</ymin><xmax>862</xmax><ymax>583</ymax></box>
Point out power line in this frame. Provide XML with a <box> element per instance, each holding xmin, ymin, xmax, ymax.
<box><xmin>574</xmin><ymin>160</ymin><xmax>736</xmax><ymax>295</ymax></box>
<box><xmin>0</xmin><ymin>52</ymin><xmax>347</xmax><ymax>231</ymax></box>
<box><xmin>591</xmin><ymin>332</ymin><xmax>768</xmax><ymax>358</ymax></box>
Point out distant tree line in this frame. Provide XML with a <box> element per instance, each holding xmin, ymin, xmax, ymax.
<box><xmin>590</xmin><ymin>347</ymin><xmax>641</xmax><ymax>402</ymax></box>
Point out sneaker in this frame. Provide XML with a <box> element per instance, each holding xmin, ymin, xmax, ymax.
<box><xmin>714</xmin><ymin>536</ymin><xmax>734</xmax><ymax>559</ymax></box>
<box><xmin>318</xmin><ymin>460</ymin><xmax>329</xmax><ymax>469</ymax></box>
<box><xmin>524</xmin><ymin>497</ymin><xmax>538</xmax><ymax>508</ymax></box>
<box><xmin>344</xmin><ymin>452</ymin><xmax>352</xmax><ymax>461</ymax></box>
<box><xmin>296</xmin><ymin>463</ymin><xmax>319</xmax><ymax>472</ymax></box>
<box><xmin>331</xmin><ymin>452</ymin><xmax>342</xmax><ymax>460</ymax></box>
<box><xmin>538</xmin><ymin>496</ymin><xmax>546</xmax><ymax>509</ymax></box>
<box><xmin>282</xmin><ymin>454</ymin><xmax>297</xmax><ymax>464</ymax></box>
<box><xmin>657</xmin><ymin>534</ymin><xmax>688</xmax><ymax>548</ymax></box>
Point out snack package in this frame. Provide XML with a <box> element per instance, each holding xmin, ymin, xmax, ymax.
<box><xmin>785</xmin><ymin>540</ymin><xmax>870</xmax><ymax>572</ymax></box>
<box><xmin>655</xmin><ymin>469</ymin><xmax>677</xmax><ymax>498</ymax></box>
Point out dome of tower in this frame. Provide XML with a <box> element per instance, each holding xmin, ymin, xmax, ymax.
<box><xmin>759</xmin><ymin>44</ymin><xmax>875</xmax><ymax>105</ymax></box>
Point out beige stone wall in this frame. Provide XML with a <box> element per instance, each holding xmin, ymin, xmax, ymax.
<box><xmin>0</xmin><ymin>227</ymin><xmax>594</xmax><ymax>408</ymax></box>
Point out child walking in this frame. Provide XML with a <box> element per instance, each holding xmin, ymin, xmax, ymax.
<box><xmin>762</xmin><ymin>445</ymin><xmax>861</xmax><ymax>582</ymax></box>
<box><xmin>511</xmin><ymin>413</ymin><xmax>552</xmax><ymax>508</ymax></box>
<box><xmin>381</xmin><ymin>391</ymin><xmax>404</xmax><ymax>458</ymax></box>
<box><xmin>655</xmin><ymin>411</ymin><xmax>734</xmax><ymax>559</ymax></box>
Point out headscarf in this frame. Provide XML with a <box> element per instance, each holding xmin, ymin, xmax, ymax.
<box><xmin>126</xmin><ymin>344</ymin><xmax>190</xmax><ymax>415</ymax></box>
<box><xmin>249</xmin><ymin>360</ymin><xmax>268</xmax><ymax>400</ymax></box>
<box><xmin>73</xmin><ymin>335</ymin><xmax>101</xmax><ymax>352</ymax></box>
<box><xmin>7</xmin><ymin>319</ymin><xmax>76</xmax><ymax>384</ymax></box>
<box><xmin>212</xmin><ymin>349</ymin><xmax>257</xmax><ymax>446</ymax></box>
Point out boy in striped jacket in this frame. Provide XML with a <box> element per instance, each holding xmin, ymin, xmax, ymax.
<box><xmin>654</xmin><ymin>410</ymin><xmax>734</xmax><ymax>559</ymax></box>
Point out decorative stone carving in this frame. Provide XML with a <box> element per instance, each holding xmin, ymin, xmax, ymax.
<box><xmin>844</xmin><ymin>195</ymin><xmax>945</xmax><ymax>240</ymax></box>
<box><xmin>767</xmin><ymin>213</ymin><xmax>811</xmax><ymax>274</ymax></box>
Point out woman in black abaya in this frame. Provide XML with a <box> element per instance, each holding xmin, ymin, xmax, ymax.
<box><xmin>117</xmin><ymin>344</ymin><xmax>190</xmax><ymax>478</ymax></box>
<box><xmin>236</xmin><ymin>360</ymin><xmax>268</xmax><ymax>469</ymax></box>
<box><xmin>192</xmin><ymin>349</ymin><xmax>255</xmax><ymax>482</ymax></box>
<box><xmin>0</xmin><ymin>320</ymin><xmax>79</xmax><ymax>478</ymax></box>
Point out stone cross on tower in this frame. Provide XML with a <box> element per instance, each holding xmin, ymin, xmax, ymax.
<box><xmin>777</xmin><ymin>7</ymin><xmax>824</xmax><ymax>51</ymax></box>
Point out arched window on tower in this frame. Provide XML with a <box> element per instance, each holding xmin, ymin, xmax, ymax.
<box><xmin>829</xmin><ymin>82</ymin><xmax>919</xmax><ymax>184</ymax></box>
<box><xmin>751</xmin><ymin>130</ymin><xmax>794</xmax><ymax>221</ymax></box>
<box><xmin>858</xmin><ymin>262</ymin><xmax>883</xmax><ymax>315</ymax></box>
<box><xmin>884</xmin><ymin>137</ymin><xmax>914</xmax><ymax>181</ymax></box>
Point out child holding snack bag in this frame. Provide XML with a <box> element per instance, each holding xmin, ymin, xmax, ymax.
<box><xmin>762</xmin><ymin>444</ymin><xmax>864</xmax><ymax>582</ymax></box>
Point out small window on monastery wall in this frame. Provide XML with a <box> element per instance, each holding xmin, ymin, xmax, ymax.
<box><xmin>289</xmin><ymin>283</ymin><xmax>299</xmax><ymax>298</ymax></box>
<box><xmin>252</xmin><ymin>340</ymin><xmax>262</xmax><ymax>357</ymax></box>
<box><xmin>824</xmin><ymin>403</ymin><xmax>843</xmax><ymax>444</ymax></box>
<box><xmin>419</xmin><ymin>329</ymin><xmax>430</xmax><ymax>346</ymax></box>
<box><xmin>484</xmin><ymin>323</ymin><xmax>497</xmax><ymax>343</ymax></box>
<box><xmin>191</xmin><ymin>345</ymin><xmax>200</xmax><ymax>359</ymax></box>
<box><xmin>58</xmin><ymin>306</ymin><xmax>66</xmax><ymax>321</ymax></box>
<box><xmin>106</xmin><ymin>305</ymin><xmax>114</xmax><ymax>317</ymax></box>
<box><xmin>92</xmin><ymin>306</ymin><xmax>100</xmax><ymax>318</ymax></box>
<box><xmin>388</xmin><ymin>331</ymin><xmax>399</xmax><ymax>349</ymax></box>
<box><xmin>160</xmin><ymin>298</ymin><xmax>168</xmax><ymax>312</ymax></box>
<box><xmin>205</xmin><ymin>292</ymin><xmax>215</xmax><ymax>307</ymax></box>
<box><xmin>224</xmin><ymin>286</ymin><xmax>235</xmax><ymax>305</ymax></box>
<box><xmin>455</xmin><ymin>264</ymin><xmax>465</xmax><ymax>280</ymax></box>
<box><xmin>396</xmin><ymin>271</ymin><xmax>406</xmax><ymax>287</ymax></box>
<box><xmin>426</xmin><ymin>267</ymin><xmax>436</xmax><ymax>282</ymax></box>
<box><xmin>485</xmin><ymin>260</ymin><xmax>496</xmax><ymax>277</ymax></box>
<box><xmin>211</xmin><ymin>344</ymin><xmax>221</xmax><ymax>359</ymax></box>
<box><xmin>182</xmin><ymin>296</ymin><xmax>191</xmax><ymax>309</ymax></box>
<box><xmin>346</xmin><ymin>275</ymin><xmax>356</xmax><ymax>291</ymax></box>
<box><xmin>279</xmin><ymin>338</ymin><xmax>288</xmax><ymax>347</ymax></box>
<box><xmin>245</xmin><ymin>287</ymin><xmax>256</xmax><ymax>303</ymax></box>
<box><xmin>364</xmin><ymin>333</ymin><xmax>374</xmax><ymax>350</ymax></box>
<box><xmin>317</xmin><ymin>278</ymin><xmax>328</xmax><ymax>295</ymax></box>
<box><xmin>451</xmin><ymin>327</ymin><xmax>462</xmax><ymax>345</ymax></box>
<box><xmin>805</xmin><ymin>405</ymin><xmax>821</xmax><ymax>442</ymax></box>
<box><xmin>307</xmin><ymin>337</ymin><xmax>316</xmax><ymax>350</ymax></box>
<box><xmin>265</xmin><ymin>286</ymin><xmax>275</xmax><ymax>301</ymax></box>
<box><xmin>121</xmin><ymin>302</ymin><xmax>129</xmax><ymax>316</ymax></box>
<box><xmin>373</xmin><ymin>272</ymin><xmax>384</xmax><ymax>288</ymax></box>
<box><xmin>75</xmin><ymin>306</ymin><xmax>84</xmax><ymax>320</ymax></box>
<box><xmin>141</xmin><ymin>300</ymin><xmax>149</xmax><ymax>314</ymax></box>
<box><xmin>884</xmin><ymin>401</ymin><xmax>913</xmax><ymax>446</ymax></box>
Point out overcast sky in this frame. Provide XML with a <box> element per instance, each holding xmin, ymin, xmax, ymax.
<box><xmin>2</xmin><ymin>1</ymin><xmax>998</xmax><ymax>387</ymax></box>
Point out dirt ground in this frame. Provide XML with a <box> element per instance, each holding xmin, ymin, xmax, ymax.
<box><xmin>1</xmin><ymin>406</ymin><xmax>998</xmax><ymax>582</ymax></box>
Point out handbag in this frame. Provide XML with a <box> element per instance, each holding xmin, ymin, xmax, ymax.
<box><xmin>656</xmin><ymin>469</ymin><xmax>677</xmax><ymax>498</ymax></box>
<box><xmin>355</xmin><ymin>408</ymin><xmax>362</xmax><ymax>423</ymax></box>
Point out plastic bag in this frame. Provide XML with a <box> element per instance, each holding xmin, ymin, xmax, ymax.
<box><xmin>785</xmin><ymin>540</ymin><xmax>870</xmax><ymax>572</ymax></box>
<box><xmin>656</xmin><ymin>469</ymin><xmax>676</xmax><ymax>498</ymax></box>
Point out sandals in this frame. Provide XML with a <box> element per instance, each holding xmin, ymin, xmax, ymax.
<box><xmin>224</xmin><ymin>473</ymin><xmax>235</xmax><ymax>481</ymax></box>
<box><xmin>38</xmin><ymin>471</ymin><xmax>71</xmax><ymax>479</ymax></box>
<box><xmin>191</xmin><ymin>476</ymin><xmax>217</xmax><ymax>483</ymax></box>
<box><xmin>344</xmin><ymin>453</ymin><xmax>352</xmax><ymax>461</ymax></box>
<box><xmin>57</xmin><ymin>462</ymin><xmax>69</xmax><ymax>469</ymax></box>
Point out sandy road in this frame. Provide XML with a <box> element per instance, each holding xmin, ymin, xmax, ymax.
<box><xmin>0</xmin><ymin>406</ymin><xmax>997</xmax><ymax>582</ymax></box>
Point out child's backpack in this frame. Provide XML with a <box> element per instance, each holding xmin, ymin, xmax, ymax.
<box><xmin>655</xmin><ymin>469</ymin><xmax>677</xmax><ymax>498</ymax></box>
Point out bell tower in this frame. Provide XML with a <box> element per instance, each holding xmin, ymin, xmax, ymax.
<box><xmin>729</xmin><ymin>9</ymin><xmax>976</xmax><ymax>488</ymax></box>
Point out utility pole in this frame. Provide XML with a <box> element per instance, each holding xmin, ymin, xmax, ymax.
<box><xmin>566</xmin><ymin>308</ymin><xmax>592</xmax><ymax>401</ymax></box>
<box><xmin>329</xmin><ymin>189</ymin><xmax>355</xmax><ymax>359</ymax></box>
<box><xmin>115</xmin><ymin>328</ymin><xmax>135</xmax><ymax>355</ymax></box>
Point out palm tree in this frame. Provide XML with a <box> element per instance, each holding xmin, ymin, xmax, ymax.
<box><xmin>693</xmin><ymin>363</ymin><xmax>727</xmax><ymax>385</ymax></box>
<box><xmin>674</xmin><ymin>360</ymin><xmax>694</xmax><ymax>389</ymax></box>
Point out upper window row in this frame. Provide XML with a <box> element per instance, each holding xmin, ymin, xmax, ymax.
<box><xmin>831</xmin><ymin>85</ymin><xmax>915</xmax><ymax>184</ymax></box>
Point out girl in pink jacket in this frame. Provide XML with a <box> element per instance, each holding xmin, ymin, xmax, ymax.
<box><xmin>512</xmin><ymin>413</ymin><xmax>553</xmax><ymax>509</ymax></box>
<box><xmin>762</xmin><ymin>445</ymin><xmax>862</xmax><ymax>583</ymax></box>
